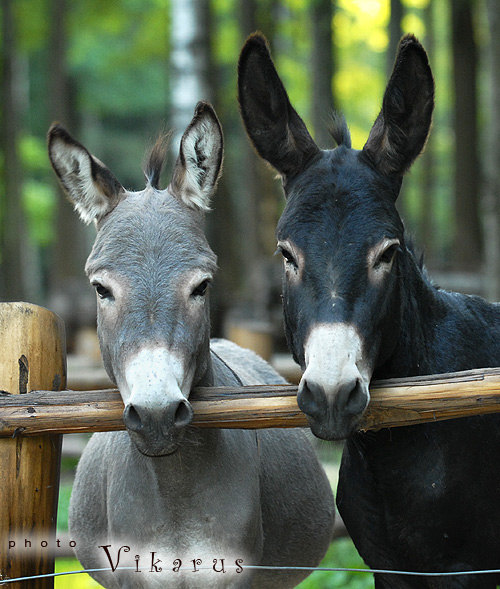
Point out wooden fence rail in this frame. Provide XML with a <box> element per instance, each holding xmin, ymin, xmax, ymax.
<box><xmin>0</xmin><ymin>303</ymin><xmax>499</xmax><ymax>588</ymax></box>
<box><xmin>0</xmin><ymin>368</ymin><xmax>500</xmax><ymax>436</ymax></box>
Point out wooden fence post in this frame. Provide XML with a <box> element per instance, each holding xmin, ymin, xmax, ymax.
<box><xmin>0</xmin><ymin>303</ymin><xmax>66</xmax><ymax>588</ymax></box>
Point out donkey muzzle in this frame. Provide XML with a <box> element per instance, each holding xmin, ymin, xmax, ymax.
<box><xmin>298</xmin><ymin>375</ymin><xmax>369</xmax><ymax>440</ymax></box>
<box><xmin>121</xmin><ymin>346</ymin><xmax>195</xmax><ymax>456</ymax></box>
<box><xmin>123</xmin><ymin>398</ymin><xmax>194</xmax><ymax>456</ymax></box>
<box><xmin>298</xmin><ymin>322</ymin><xmax>371</xmax><ymax>440</ymax></box>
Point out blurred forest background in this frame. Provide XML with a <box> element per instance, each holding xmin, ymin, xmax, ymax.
<box><xmin>1</xmin><ymin>1</ymin><xmax>499</xmax><ymax>587</ymax></box>
<box><xmin>0</xmin><ymin>0</ymin><xmax>499</xmax><ymax>351</ymax></box>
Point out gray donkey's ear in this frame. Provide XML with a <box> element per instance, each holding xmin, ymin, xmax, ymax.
<box><xmin>48</xmin><ymin>124</ymin><xmax>124</xmax><ymax>224</ymax></box>
<box><xmin>169</xmin><ymin>102</ymin><xmax>223</xmax><ymax>211</ymax></box>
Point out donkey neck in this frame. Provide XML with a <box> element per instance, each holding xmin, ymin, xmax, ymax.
<box><xmin>375</xmin><ymin>250</ymin><xmax>500</xmax><ymax>379</ymax></box>
<box><xmin>192</xmin><ymin>345</ymin><xmax>243</xmax><ymax>388</ymax></box>
<box><xmin>374</xmin><ymin>250</ymin><xmax>454</xmax><ymax>379</ymax></box>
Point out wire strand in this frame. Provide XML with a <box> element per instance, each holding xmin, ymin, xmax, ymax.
<box><xmin>2</xmin><ymin>564</ymin><xmax>500</xmax><ymax>585</ymax></box>
<box><xmin>0</xmin><ymin>567</ymin><xmax>134</xmax><ymax>585</ymax></box>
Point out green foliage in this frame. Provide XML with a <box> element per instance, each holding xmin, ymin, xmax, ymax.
<box><xmin>55</xmin><ymin>559</ymin><xmax>102</xmax><ymax>588</ymax></box>
<box><xmin>20</xmin><ymin>135</ymin><xmax>56</xmax><ymax>246</ymax></box>
<box><xmin>67</xmin><ymin>1</ymin><xmax>169</xmax><ymax>117</ymax></box>
<box><xmin>57</xmin><ymin>456</ymin><xmax>79</xmax><ymax>531</ymax></box>
<box><xmin>297</xmin><ymin>539</ymin><xmax>374</xmax><ymax>589</ymax></box>
<box><xmin>212</xmin><ymin>1</ymin><xmax>240</xmax><ymax>67</ymax></box>
<box><xmin>14</xmin><ymin>0</ymin><xmax>49</xmax><ymax>51</ymax></box>
<box><xmin>23</xmin><ymin>180</ymin><xmax>55</xmax><ymax>245</ymax></box>
<box><xmin>57</xmin><ymin>483</ymin><xmax>72</xmax><ymax>532</ymax></box>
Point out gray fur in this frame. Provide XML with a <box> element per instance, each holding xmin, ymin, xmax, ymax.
<box><xmin>49</xmin><ymin>103</ymin><xmax>334</xmax><ymax>588</ymax></box>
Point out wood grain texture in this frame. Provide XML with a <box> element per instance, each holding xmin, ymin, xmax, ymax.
<box><xmin>0</xmin><ymin>368</ymin><xmax>499</xmax><ymax>435</ymax></box>
<box><xmin>0</xmin><ymin>303</ymin><xmax>66</xmax><ymax>588</ymax></box>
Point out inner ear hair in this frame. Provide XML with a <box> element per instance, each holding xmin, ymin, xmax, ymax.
<box><xmin>169</xmin><ymin>102</ymin><xmax>223</xmax><ymax>211</ymax></box>
<box><xmin>48</xmin><ymin>123</ymin><xmax>124</xmax><ymax>224</ymax></box>
<box><xmin>362</xmin><ymin>34</ymin><xmax>434</xmax><ymax>177</ymax></box>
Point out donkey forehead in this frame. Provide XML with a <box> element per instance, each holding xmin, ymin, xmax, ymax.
<box><xmin>85</xmin><ymin>190</ymin><xmax>217</xmax><ymax>277</ymax></box>
<box><xmin>277</xmin><ymin>148</ymin><xmax>402</xmax><ymax>249</ymax></box>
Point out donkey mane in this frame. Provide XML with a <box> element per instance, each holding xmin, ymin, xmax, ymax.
<box><xmin>144</xmin><ymin>132</ymin><xmax>171</xmax><ymax>190</ymax></box>
<box><xmin>328</xmin><ymin>112</ymin><xmax>351</xmax><ymax>149</ymax></box>
<box><xmin>404</xmin><ymin>237</ymin><xmax>427</xmax><ymax>274</ymax></box>
<box><xmin>402</xmin><ymin>234</ymin><xmax>448</xmax><ymax>294</ymax></box>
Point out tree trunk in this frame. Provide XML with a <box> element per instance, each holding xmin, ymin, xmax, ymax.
<box><xmin>170</xmin><ymin>0</ymin><xmax>229</xmax><ymax>329</ymax></box>
<box><xmin>484</xmin><ymin>0</ymin><xmax>500</xmax><ymax>300</ymax></box>
<box><xmin>170</xmin><ymin>0</ymin><xmax>212</xmax><ymax>150</ymax></box>
<box><xmin>451</xmin><ymin>0</ymin><xmax>482</xmax><ymax>271</ymax></box>
<box><xmin>387</xmin><ymin>0</ymin><xmax>403</xmax><ymax>78</ymax></box>
<box><xmin>310</xmin><ymin>0</ymin><xmax>335</xmax><ymax>149</ymax></box>
<box><xmin>388</xmin><ymin>0</ymin><xmax>410</xmax><ymax>221</ymax></box>
<box><xmin>47</xmin><ymin>0</ymin><xmax>94</xmax><ymax>341</ymax></box>
<box><xmin>0</xmin><ymin>0</ymin><xmax>25</xmax><ymax>301</ymax></box>
<box><xmin>419</xmin><ymin>0</ymin><xmax>436</xmax><ymax>262</ymax></box>
<box><xmin>256</xmin><ymin>0</ymin><xmax>279</xmax><ymax>43</ymax></box>
<box><xmin>234</xmin><ymin>0</ymin><xmax>270</xmax><ymax>322</ymax></box>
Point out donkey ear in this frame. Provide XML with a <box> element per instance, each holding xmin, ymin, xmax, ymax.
<box><xmin>238</xmin><ymin>33</ymin><xmax>319</xmax><ymax>180</ymax></box>
<box><xmin>169</xmin><ymin>101</ymin><xmax>223</xmax><ymax>211</ymax></box>
<box><xmin>48</xmin><ymin>124</ymin><xmax>124</xmax><ymax>224</ymax></box>
<box><xmin>363</xmin><ymin>34</ymin><xmax>434</xmax><ymax>177</ymax></box>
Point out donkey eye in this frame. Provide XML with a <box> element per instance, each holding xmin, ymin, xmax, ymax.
<box><xmin>191</xmin><ymin>279</ymin><xmax>210</xmax><ymax>298</ymax></box>
<box><xmin>277</xmin><ymin>246</ymin><xmax>298</xmax><ymax>269</ymax></box>
<box><xmin>376</xmin><ymin>243</ymin><xmax>400</xmax><ymax>267</ymax></box>
<box><xmin>92</xmin><ymin>282</ymin><xmax>113</xmax><ymax>300</ymax></box>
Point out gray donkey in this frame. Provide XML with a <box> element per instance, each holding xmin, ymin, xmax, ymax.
<box><xmin>48</xmin><ymin>102</ymin><xmax>334</xmax><ymax>588</ymax></box>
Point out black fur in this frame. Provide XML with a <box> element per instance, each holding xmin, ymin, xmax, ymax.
<box><xmin>328</xmin><ymin>112</ymin><xmax>351</xmax><ymax>148</ymax></box>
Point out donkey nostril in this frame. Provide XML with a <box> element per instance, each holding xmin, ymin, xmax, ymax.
<box><xmin>298</xmin><ymin>380</ymin><xmax>327</xmax><ymax>419</ymax></box>
<box><xmin>345</xmin><ymin>379</ymin><xmax>368</xmax><ymax>415</ymax></box>
<box><xmin>123</xmin><ymin>404</ymin><xmax>143</xmax><ymax>432</ymax></box>
<box><xmin>174</xmin><ymin>399</ymin><xmax>193</xmax><ymax>428</ymax></box>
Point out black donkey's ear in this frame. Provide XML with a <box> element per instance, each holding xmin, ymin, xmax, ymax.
<box><xmin>363</xmin><ymin>34</ymin><xmax>434</xmax><ymax>177</ymax></box>
<box><xmin>238</xmin><ymin>32</ymin><xmax>319</xmax><ymax>180</ymax></box>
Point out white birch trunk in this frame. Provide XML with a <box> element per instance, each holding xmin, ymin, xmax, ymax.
<box><xmin>170</xmin><ymin>0</ymin><xmax>211</xmax><ymax>151</ymax></box>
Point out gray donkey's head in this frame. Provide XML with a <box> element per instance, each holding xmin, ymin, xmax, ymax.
<box><xmin>48</xmin><ymin>103</ymin><xmax>222</xmax><ymax>456</ymax></box>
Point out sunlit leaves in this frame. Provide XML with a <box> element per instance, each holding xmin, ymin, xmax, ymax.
<box><xmin>402</xmin><ymin>13</ymin><xmax>426</xmax><ymax>38</ymax></box>
<box><xmin>335</xmin><ymin>0</ymin><xmax>389</xmax><ymax>51</ymax></box>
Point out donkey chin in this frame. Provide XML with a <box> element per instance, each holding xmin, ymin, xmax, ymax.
<box><xmin>304</xmin><ymin>413</ymin><xmax>364</xmax><ymax>442</ymax></box>
<box><xmin>127</xmin><ymin>427</ymin><xmax>188</xmax><ymax>457</ymax></box>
